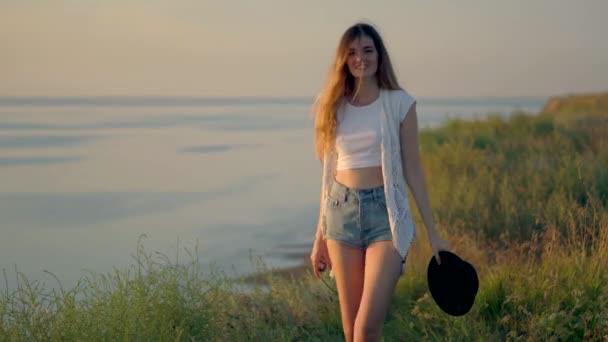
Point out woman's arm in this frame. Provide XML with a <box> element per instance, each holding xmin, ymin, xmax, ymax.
<box><xmin>314</xmin><ymin>158</ymin><xmax>325</xmax><ymax>240</ymax></box>
<box><xmin>315</xmin><ymin>185</ymin><xmax>324</xmax><ymax>241</ymax></box>
<box><xmin>399</xmin><ymin>103</ymin><xmax>450</xmax><ymax>262</ymax></box>
<box><xmin>311</xmin><ymin>159</ymin><xmax>331</xmax><ymax>278</ymax></box>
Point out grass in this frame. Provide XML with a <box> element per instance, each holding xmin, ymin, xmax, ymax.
<box><xmin>1</xmin><ymin>107</ymin><xmax>607</xmax><ymax>341</ymax></box>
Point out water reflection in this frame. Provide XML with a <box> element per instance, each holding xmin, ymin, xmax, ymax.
<box><xmin>0</xmin><ymin>112</ymin><xmax>306</xmax><ymax>132</ymax></box>
<box><xmin>0</xmin><ymin>172</ymin><xmax>279</xmax><ymax>229</ymax></box>
<box><xmin>0</xmin><ymin>193</ymin><xmax>209</xmax><ymax>228</ymax></box>
<box><xmin>179</xmin><ymin>144</ymin><xmax>261</xmax><ymax>154</ymax></box>
<box><xmin>204</xmin><ymin>120</ymin><xmax>309</xmax><ymax>131</ymax></box>
<box><xmin>0</xmin><ymin>135</ymin><xmax>101</xmax><ymax>149</ymax></box>
<box><xmin>0</xmin><ymin>156</ymin><xmax>83</xmax><ymax>167</ymax></box>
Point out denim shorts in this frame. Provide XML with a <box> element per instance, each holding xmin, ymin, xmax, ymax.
<box><xmin>323</xmin><ymin>180</ymin><xmax>393</xmax><ymax>249</ymax></box>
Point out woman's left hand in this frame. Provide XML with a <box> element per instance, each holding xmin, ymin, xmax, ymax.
<box><xmin>430</xmin><ymin>234</ymin><xmax>451</xmax><ymax>265</ymax></box>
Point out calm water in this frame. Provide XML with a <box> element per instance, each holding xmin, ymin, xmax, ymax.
<box><xmin>0</xmin><ymin>96</ymin><xmax>545</xmax><ymax>290</ymax></box>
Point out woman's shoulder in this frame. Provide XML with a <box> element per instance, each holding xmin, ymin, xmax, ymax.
<box><xmin>381</xmin><ymin>89</ymin><xmax>416</xmax><ymax>123</ymax></box>
<box><xmin>383</xmin><ymin>88</ymin><xmax>416</xmax><ymax>110</ymax></box>
<box><xmin>383</xmin><ymin>88</ymin><xmax>416</xmax><ymax>102</ymax></box>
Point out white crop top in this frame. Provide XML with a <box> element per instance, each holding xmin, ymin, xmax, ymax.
<box><xmin>335</xmin><ymin>97</ymin><xmax>382</xmax><ymax>170</ymax></box>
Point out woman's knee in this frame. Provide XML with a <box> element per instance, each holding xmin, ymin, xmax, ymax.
<box><xmin>342</xmin><ymin>325</ymin><xmax>355</xmax><ymax>342</ymax></box>
<box><xmin>354</xmin><ymin>319</ymin><xmax>382</xmax><ymax>342</ymax></box>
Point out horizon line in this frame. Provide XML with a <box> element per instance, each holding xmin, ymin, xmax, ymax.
<box><xmin>0</xmin><ymin>94</ymin><xmax>552</xmax><ymax>107</ymax></box>
<box><xmin>0</xmin><ymin>94</ymin><xmax>554</xmax><ymax>99</ymax></box>
<box><xmin>0</xmin><ymin>95</ymin><xmax>552</xmax><ymax>108</ymax></box>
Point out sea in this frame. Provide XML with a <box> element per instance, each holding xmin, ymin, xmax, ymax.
<box><xmin>0</xmin><ymin>95</ymin><xmax>545</xmax><ymax>290</ymax></box>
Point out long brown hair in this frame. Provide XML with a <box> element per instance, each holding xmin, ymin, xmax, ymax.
<box><xmin>313</xmin><ymin>22</ymin><xmax>401</xmax><ymax>159</ymax></box>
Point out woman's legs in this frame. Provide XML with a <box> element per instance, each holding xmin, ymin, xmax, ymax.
<box><xmin>326</xmin><ymin>240</ymin><xmax>366</xmax><ymax>342</ymax></box>
<box><xmin>354</xmin><ymin>240</ymin><xmax>402</xmax><ymax>342</ymax></box>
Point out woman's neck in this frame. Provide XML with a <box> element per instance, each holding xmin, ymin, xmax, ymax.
<box><xmin>349</xmin><ymin>79</ymin><xmax>380</xmax><ymax>106</ymax></box>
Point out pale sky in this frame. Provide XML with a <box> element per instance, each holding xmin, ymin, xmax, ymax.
<box><xmin>2</xmin><ymin>0</ymin><xmax>607</xmax><ymax>97</ymax></box>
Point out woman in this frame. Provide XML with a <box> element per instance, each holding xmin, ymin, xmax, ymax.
<box><xmin>310</xmin><ymin>22</ymin><xmax>451</xmax><ymax>341</ymax></box>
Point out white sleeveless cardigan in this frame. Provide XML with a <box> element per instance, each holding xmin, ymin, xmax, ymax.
<box><xmin>320</xmin><ymin>88</ymin><xmax>417</xmax><ymax>274</ymax></box>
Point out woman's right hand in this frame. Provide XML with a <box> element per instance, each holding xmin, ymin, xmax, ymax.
<box><xmin>310</xmin><ymin>237</ymin><xmax>331</xmax><ymax>279</ymax></box>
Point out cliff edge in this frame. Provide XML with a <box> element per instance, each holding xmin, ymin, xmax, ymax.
<box><xmin>542</xmin><ymin>92</ymin><xmax>608</xmax><ymax>115</ymax></box>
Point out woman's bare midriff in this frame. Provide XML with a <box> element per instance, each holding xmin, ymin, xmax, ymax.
<box><xmin>335</xmin><ymin>166</ymin><xmax>384</xmax><ymax>190</ymax></box>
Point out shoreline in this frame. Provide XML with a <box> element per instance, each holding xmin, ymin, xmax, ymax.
<box><xmin>239</xmin><ymin>254</ymin><xmax>311</xmax><ymax>286</ymax></box>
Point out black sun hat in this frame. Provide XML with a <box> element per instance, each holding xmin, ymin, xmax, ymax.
<box><xmin>427</xmin><ymin>251</ymin><xmax>479</xmax><ymax>316</ymax></box>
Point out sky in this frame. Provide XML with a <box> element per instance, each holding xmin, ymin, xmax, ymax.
<box><xmin>1</xmin><ymin>0</ymin><xmax>607</xmax><ymax>97</ymax></box>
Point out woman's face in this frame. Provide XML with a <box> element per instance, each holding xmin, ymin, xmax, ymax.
<box><xmin>345</xmin><ymin>35</ymin><xmax>378</xmax><ymax>80</ymax></box>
